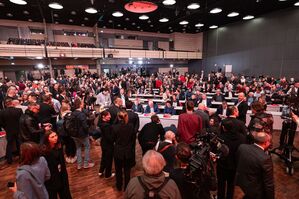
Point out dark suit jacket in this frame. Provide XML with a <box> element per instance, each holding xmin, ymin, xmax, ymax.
<box><xmin>237</xmin><ymin>101</ymin><xmax>248</xmax><ymax>123</ymax></box>
<box><xmin>107</xmin><ymin>104</ymin><xmax>121</xmax><ymax>124</ymax></box>
<box><xmin>132</xmin><ymin>104</ymin><xmax>144</xmax><ymax>113</ymax></box>
<box><xmin>216</xmin><ymin>106</ymin><xmax>229</xmax><ymax>117</ymax></box>
<box><xmin>144</xmin><ymin>104</ymin><xmax>160</xmax><ymax>114</ymax></box>
<box><xmin>236</xmin><ymin>144</ymin><xmax>274</xmax><ymax>199</ymax></box>
<box><xmin>221</xmin><ymin>117</ymin><xmax>247</xmax><ymax>137</ymax></box>
<box><xmin>0</xmin><ymin>107</ymin><xmax>23</xmax><ymax>137</ymax></box>
<box><xmin>194</xmin><ymin>110</ymin><xmax>209</xmax><ymax>133</ymax></box>
<box><xmin>127</xmin><ymin>110</ymin><xmax>140</xmax><ymax>133</ymax></box>
<box><xmin>212</xmin><ymin>94</ymin><xmax>225</xmax><ymax>102</ymax></box>
<box><xmin>38</xmin><ymin>103</ymin><xmax>57</xmax><ymax>124</ymax></box>
<box><xmin>112</xmin><ymin>122</ymin><xmax>135</xmax><ymax>164</ymax></box>
<box><xmin>138</xmin><ymin>122</ymin><xmax>165</xmax><ymax>146</ymax></box>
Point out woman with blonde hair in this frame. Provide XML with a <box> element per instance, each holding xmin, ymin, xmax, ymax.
<box><xmin>112</xmin><ymin>110</ymin><xmax>136</xmax><ymax>191</ymax></box>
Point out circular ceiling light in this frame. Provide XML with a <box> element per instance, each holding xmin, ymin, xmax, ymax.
<box><xmin>159</xmin><ymin>18</ymin><xmax>169</xmax><ymax>22</ymax></box>
<box><xmin>49</xmin><ymin>2</ymin><xmax>63</xmax><ymax>10</ymax></box>
<box><xmin>7</xmin><ymin>13</ymin><xmax>13</xmax><ymax>17</ymax></box>
<box><xmin>163</xmin><ymin>0</ymin><xmax>176</xmax><ymax>6</ymax></box>
<box><xmin>139</xmin><ymin>15</ymin><xmax>149</xmax><ymax>20</ymax></box>
<box><xmin>125</xmin><ymin>1</ymin><xmax>158</xmax><ymax>13</ymax></box>
<box><xmin>179</xmin><ymin>21</ymin><xmax>189</xmax><ymax>25</ymax></box>
<box><xmin>295</xmin><ymin>2</ymin><xmax>299</xmax><ymax>6</ymax></box>
<box><xmin>132</xmin><ymin>22</ymin><xmax>136</xmax><ymax>25</ymax></box>
<box><xmin>23</xmin><ymin>10</ymin><xmax>29</xmax><ymax>15</ymax></box>
<box><xmin>54</xmin><ymin>13</ymin><xmax>59</xmax><ymax>17</ymax></box>
<box><xmin>71</xmin><ymin>11</ymin><xmax>76</xmax><ymax>15</ymax></box>
<box><xmin>210</xmin><ymin>8</ymin><xmax>222</xmax><ymax>14</ymax></box>
<box><xmin>227</xmin><ymin>12</ymin><xmax>239</xmax><ymax>17</ymax></box>
<box><xmin>85</xmin><ymin>7</ymin><xmax>97</xmax><ymax>14</ymax></box>
<box><xmin>69</xmin><ymin>19</ymin><xmax>73</xmax><ymax>23</ymax></box>
<box><xmin>187</xmin><ymin>3</ymin><xmax>200</xmax><ymax>10</ymax></box>
<box><xmin>243</xmin><ymin>15</ymin><xmax>254</xmax><ymax>20</ymax></box>
<box><xmin>81</xmin><ymin>24</ymin><xmax>85</xmax><ymax>26</ymax></box>
<box><xmin>84</xmin><ymin>17</ymin><xmax>89</xmax><ymax>21</ymax></box>
<box><xmin>112</xmin><ymin>11</ymin><xmax>123</xmax><ymax>17</ymax></box>
<box><xmin>28</xmin><ymin>19</ymin><xmax>32</xmax><ymax>22</ymax></box>
<box><xmin>150</xmin><ymin>24</ymin><xmax>154</xmax><ymax>27</ymax></box>
<box><xmin>209</xmin><ymin>25</ymin><xmax>218</xmax><ymax>29</ymax></box>
<box><xmin>0</xmin><ymin>2</ymin><xmax>4</xmax><ymax>6</ymax></box>
<box><xmin>9</xmin><ymin>0</ymin><xmax>27</xmax><ymax>5</ymax></box>
<box><xmin>125</xmin><ymin>17</ymin><xmax>130</xmax><ymax>21</ymax></box>
<box><xmin>195</xmin><ymin>23</ymin><xmax>204</xmax><ymax>27</ymax></box>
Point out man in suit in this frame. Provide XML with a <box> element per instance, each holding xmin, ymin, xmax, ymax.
<box><xmin>223</xmin><ymin>106</ymin><xmax>248</xmax><ymax>137</ymax></box>
<box><xmin>126</xmin><ymin>101</ymin><xmax>140</xmax><ymax>133</ymax></box>
<box><xmin>235</xmin><ymin>132</ymin><xmax>274</xmax><ymax>199</ymax></box>
<box><xmin>107</xmin><ymin>96</ymin><xmax>122</xmax><ymax>124</ymax></box>
<box><xmin>236</xmin><ymin>92</ymin><xmax>248</xmax><ymax>123</ymax></box>
<box><xmin>144</xmin><ymin>99</ymin><xmax>160</xmax><ymax>114</ymax></box>
<box><xmin>0</xmin><ymin>98</ymin><xmax>23</xmax><ymax>164</ymax></box>
<box><xmin>217</xmin><ymin>100</ymin><xmax>229</xmax><ymax>119</ymax></box>
<box><xmin>212</xmin><ymin>89</ymin><xmax>225</xmax><ymax>102</ymax></box>
<box><xmin>132</xmin><ymin>98</ymin><xmax>144</xmax><ymax>113</ymax></box>
<box><xmin>194</xmin><ymin>103</ymin><xmax>209</xmax><ymax>133</ymax></box>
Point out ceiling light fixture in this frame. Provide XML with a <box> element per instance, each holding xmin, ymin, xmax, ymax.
<box><xmin>49</xmin><ymin>2</ymin><xmax>63</xmax><ymax>10</ymax></box>
<box><xmin>243</xmin><ymin>15</ymin><xmax>254</xmax><ymax>20</ymax></box>
<box><xmin>9</xmin><ymin>0</ymin><xmax>27</xmax><ymax>5</ymax></box>
<box><xmin>163</xmin><ymin>0</ymin><xmax>176</xmax><ymax>6</ymax></box>
<box><xmin>179</xmin><ymin>20</ymin><xmax>189</xmax><ymax>25</ymax></box>
<box><xmin>0</xmin><ymin>2</ymin><xmax>4</xmax><ymax>6</ymax></box>
<box><xmin>195</xmin><ymin>23</ymin><xmax>204</xmax><ymax>27</ymax></box>
<box><xmin>112</xmin><ymin>11</ymin><xmax>123</xmax><ymax>17</ymax></box>
<box><xmin>139</xmin><ymin>15</ymin><xmax>149</xmax><ymax>20</ymax></box>
<box><xmin>23</xmin><ymin>10</ymin><xmax>29</xmax><ymax>15</ymax></box>
<box><xmin>227</xmin><ymin>12</ymin><xmax>239</xmax><ymax>17</ymax></box>
<box><xmin>295</xmin><ymin>2</ymin><xmax>299</xmax><ymax>6</ymax></box>
<box><xmin>210</xmin><ymin>8</ymin><xmax>222</xmax><ymax>14</ymax></box>
<box><xmin>187</xmin><ymin>3</ymin><xmax>200</xmax><ymax>10</ymax></box>
<box><xmin>159</xmin><ymin>18</ymin><xmax>169</xmax><ymax>22</ymax></box>
<box><xmin>209</xmin><ymin>25</ymin><xmax>218</xmax><ymax>29</ymax></box>
<box><xmin>85</xmin><ymin>7</ymin><xmax>97</xmax><ymax>14</ymax></box>
<box><xmin>7</xmin><ymin>13</ymin><xmax>13</xmax><ymax>17</ymax></box>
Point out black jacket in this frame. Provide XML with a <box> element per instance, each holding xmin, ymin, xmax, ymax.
<box><xmin>107</xmin><ymin>104</ymin><xmax>121</xmax><ymax>124</ymax></box>
<box><xmin>138</xmin><ymin>122</ymin><xmax>165</xmax><ymax>147</ymax></box>
<box><xmin>0</xmin><ymin>107</ymin><xmax>23</xmax><ymax>137</ymax></box>
<box><xmin>19</xmin><ymin>109</ymin><xmax>44</xmax><ymax>143</ymax></box>
<box><xmin>43</xmin><ymin>147</ymin><xmax>72</xmax><ymax>199</ymax></box>
<box><xmin>98</xmin><ymin>121</ymin><xmax>114</xmax><ymax>149</ymax></box>
<box><xmin>236</xmin><ymin>144</ymin><xmax>274</xmax><ymax>199</ymax></box>
<box><xmin>72</xmin><ymin>110</ymin><xmax>89</xmax><ymax>138</ymax></box>
<box><xmin>38</xmin><ymin>103</ymin><xmax>57</xmax><ymax>124</ymax></box>
<box><xmin>127</xmin><ymin>110</ymin><xmax>140</xmax><ymax>133</ymax></box>
<box><xmin>237</xmin><ymin>101</ymin><xmax>248</xmax><ymax>123</ymax></box>
<box><xmin>112</xmin><ymin>122</ymin><xmax>135</xmax><ymax>164</ymax></box>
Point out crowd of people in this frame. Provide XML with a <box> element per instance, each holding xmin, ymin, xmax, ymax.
<box><xmin>0</xmin><ymin>69</ymin><xmax>298</xmax><ymax>199</ymax></box>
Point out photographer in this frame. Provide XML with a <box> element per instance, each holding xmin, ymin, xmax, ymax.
<box><xmin>170</xmin><ymin>142</ymin><xmax>212</xmax><ymax>199</ymax></box>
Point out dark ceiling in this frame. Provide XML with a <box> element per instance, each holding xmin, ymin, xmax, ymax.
<box><xmin>0</xmin><ymin>0</ymin><xmax>298</xmax><ymax>33</ymax></box>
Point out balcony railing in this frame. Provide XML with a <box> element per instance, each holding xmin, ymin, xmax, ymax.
<box><xmin>0</xmin><ymin>44</ymin><xmax>202</xmax><ymax>59</ymax></box>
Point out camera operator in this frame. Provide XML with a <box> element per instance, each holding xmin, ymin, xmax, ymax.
<box><xmin>217</xmin><ymin>119</ymin><xmax>246</xmax><ymax>199</ymax></box>
<box><xmin>248</xmin><ymin>101</ymin><xmax>273</xmax><ymax>143</ymax></box>
<box><xmin>170</xmin><ymin>142</ymin><xmax>212</xmax><ymax>199</ymax></box>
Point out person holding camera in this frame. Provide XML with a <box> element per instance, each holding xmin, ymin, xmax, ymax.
<box><xmin>20</xmin><ymin>102</ymin><xmax>52</xmax><ymax>144</ymax></box>
<box><xmin>170</xmin><ymin>142</ymin><xmax>212</xmax><ymax>199</ymax></box>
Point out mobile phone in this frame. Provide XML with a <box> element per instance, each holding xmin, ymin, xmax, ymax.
<box><xmin>7</xmin><ymin>182</ymin><xmax>14</xmax><ymax>188</ymax></box>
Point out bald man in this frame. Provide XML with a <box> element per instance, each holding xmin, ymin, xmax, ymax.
<box><xmin>236</xmin><ymin>132</ymin><xmax>274</xmax><ymax>199</ymax></box>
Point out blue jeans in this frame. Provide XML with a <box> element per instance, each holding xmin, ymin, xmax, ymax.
<box><xmin>73</xmin><ymin>136</ymin><xmax>90</xmax><ymax>167</ymax></box>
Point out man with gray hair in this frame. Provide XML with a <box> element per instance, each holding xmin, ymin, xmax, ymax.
<box><xmin>235</xmin><ymin>132</ymin><xmax>274</xmax><ymax>199</ymax></box>
<box><xmin>125</xmin><ymin>150</ymin><xmax>181</xmax><ymax>199</ymax></box>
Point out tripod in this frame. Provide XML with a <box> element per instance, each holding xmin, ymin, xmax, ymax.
<box><xmin>271</xmin><ymin>118</ymin><xmax>299</xmax><ymax>175</ymax></box>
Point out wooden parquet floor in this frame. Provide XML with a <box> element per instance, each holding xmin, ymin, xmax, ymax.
<box><xmin>1</xmin><ymin>131</ymin><xmax>299</xmax><ymax>199</ymax></box>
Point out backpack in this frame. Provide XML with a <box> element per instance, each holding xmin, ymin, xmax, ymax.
<box><xmin>63</xmin><ymin>112</ymin><xmax>80</xmax><ymax>137</ymax></box>
<box><xmin>137</xmin><ymin>176</ymin><xmax>169</xmax><ymax>199</ymax></box>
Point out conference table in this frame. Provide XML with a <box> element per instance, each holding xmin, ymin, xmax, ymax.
<box><xmin>138</xmin><ymin>111</ymin><xmax>298</xmax><ymax>131</ymax></box>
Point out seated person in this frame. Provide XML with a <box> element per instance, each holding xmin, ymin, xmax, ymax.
<box><xmin>144</xmin><ymin>100</ymin><xmax>160</xmax><ymax>114</ymax></box>
<box><xmin>132</xmin><ymin>98</ymin><xmax>144</xmax><ymax>113</ymax></box>
<box><xmin>212</xmin><ymin>89</ymin><xmax>225</xmax><ymax>102</ymax></box>
<box><xmin>198</xmin><ymin>94</ymin><xmax>211</xmax><ymax>107</ymax></box>
<box><xmin>164</xmin><ymin>101</ymin><xmax>176</xmax><ymax>115</ymax></box>
<box><xmin>217</xmin><ymin>100</ymin><xmax>229</xmax><ymax>119</ymax></box>
<box><xmin>125</xmin><ymin>150</ymin><xmax>181</xmax><ymax>199</ymax></box>
<box><xmin>155</xmin><ymin>131</ymin><xmax>177</xmax><ymax>174</ymax></box>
